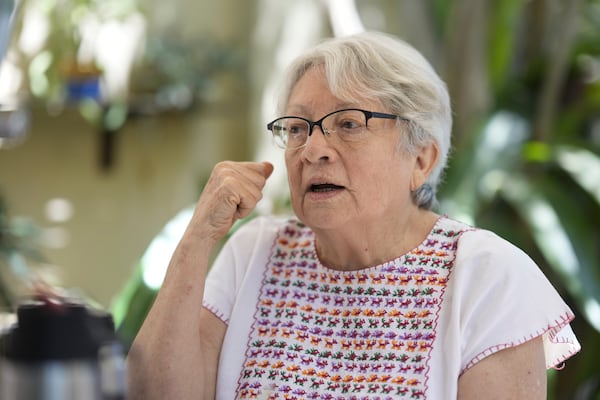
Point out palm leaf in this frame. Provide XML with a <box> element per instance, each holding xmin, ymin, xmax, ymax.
<box><xmin>555</xmin><ymin>145</ymin><xmax>600</xmax><ymax>205</ymax></box>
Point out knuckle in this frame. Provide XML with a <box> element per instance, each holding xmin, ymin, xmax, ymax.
<box><xmin>221</xmin><ymin>175</ymin><xmax>238</xmax><ymax>189</ymax></box>
<box><xmin>213</xmin><ymin>161</ymin><xmax>235</xmax><ymax>176</ymax></box>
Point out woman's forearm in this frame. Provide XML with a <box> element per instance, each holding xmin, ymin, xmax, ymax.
<box><xmin>126</xmin><ymin>232</ymin><xmax>218</xmax><ymax>399</ymax></box>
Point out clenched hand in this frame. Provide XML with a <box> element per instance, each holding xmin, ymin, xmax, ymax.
<box><xmin>192</xmin><ymin>161</ymin><xmax>274</xmax><ymax>242</ymax></box>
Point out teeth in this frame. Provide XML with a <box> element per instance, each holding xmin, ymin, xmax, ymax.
<box><xmin>311</xmin><ymin>184</ymin><xmax>343</xmax><ymax>192</ymax></box>
<box><xmin>313</xmin><ymin>187</ymin><xmax>335</xmax><ymax>192</ymax></box>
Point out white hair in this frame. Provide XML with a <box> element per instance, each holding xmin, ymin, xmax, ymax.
<box><xmin>278</xmin><ymin>31</ymin><xmax>452</xmax><ymax>209</ymax></box>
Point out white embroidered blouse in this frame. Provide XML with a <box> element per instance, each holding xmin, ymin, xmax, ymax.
<box><xmin>203</xmin><ymin>216</ymin><xmax>580</xmax><ymax>399</ymax></box>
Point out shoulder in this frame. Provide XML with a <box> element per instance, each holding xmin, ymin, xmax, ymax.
<box><xmin>454</xmin><ymin>223</ymin><xmax>539</xmax><ymax>276</ymax></box>
<box><xmin>434</xmin><ymin>216</ymin><xmax>537</xmax><ymax>272</ymax></box>
<box><xmin>229</xmin><ymin>214</ymin><xmax>299</xmax><ymax>237</ymax></box>
<box><xmin>225</xmin><ymin>215</ymin><xmax>305</xmax><ymax>251</ymax></box>
<box><xmin>437</xmin><ymin>216</ymin><xmax>547</xmax><ymax>300</ymax></box>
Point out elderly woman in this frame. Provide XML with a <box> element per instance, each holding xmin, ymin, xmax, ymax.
<box><xmin>127</xmin><ymin>32</ymin><xmax>580</xmax><ymax>399</ymax></box>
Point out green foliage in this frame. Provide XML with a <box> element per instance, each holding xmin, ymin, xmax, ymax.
<box><xmin>0</xmin><ymin>195</ymin><xmax>46</xmax><ymax>308</ymax></box>
<box><xmin>436</xmin><ymin>0</ymin><xmax>600</xmax><ymax>398</ymax></box>
<box><xmin>110</xmin><ymin>262</ymin><xmax>157</xmax><ymax>350</ymax></box>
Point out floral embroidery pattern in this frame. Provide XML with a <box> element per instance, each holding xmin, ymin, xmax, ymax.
<box><xmin>237</xmin><ymin>218</ymin><xmax>466</xmax><ymax>399</ymax></box>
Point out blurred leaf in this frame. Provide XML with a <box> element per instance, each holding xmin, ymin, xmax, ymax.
<box><xmin>500</xmin><ymin>172</ymin><xmax>600</xmax><ymax>331</ymax></box>
<box><xmin>440</xmin><ymin>110</ymin><xmax>528</xmax><ymax>221</ymax></box>
<box><xmin>0</xmin><ymin>195</ymin><xmax>46</xmax><ymax>308</ymax></box>
<box><xmin>555</xmin><ymin>145</ymin><xmax>600</xmax><ymax>204</ymax></box>
<box><xmin>523</xmin><ymin>141</ymin><xmax>552</xmax><ymax>162</ymax></box>
<box><xmin>487</xmin><ymin>0</ymin><xmax>524</xmax><ymax>93</ymax></box>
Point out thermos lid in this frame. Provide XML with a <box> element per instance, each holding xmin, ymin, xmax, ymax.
<box><xmin>0</xmin><ymin>300</ymin><xmax>117</xmax><ymax>362</ymax></box>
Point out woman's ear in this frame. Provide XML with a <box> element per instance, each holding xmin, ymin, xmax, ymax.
<box><xmin>410</xmin><ymin>142</ymin><xmax>439</xmax><ymax>191</ymax></box>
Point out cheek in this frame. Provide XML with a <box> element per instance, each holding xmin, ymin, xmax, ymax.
<box><xmin>287</xmin><ymin>174</ymin><xmax>301</xmax><ymax>198</ymax></box>
<box><xmin>360</xmin><ymin>158</ymin><xmax>411</xmax><ymax>198</ymax></box>
<box><xmin>285</xmin><ymin>157</ymin><xmax>302</xmax><ymax>194</ymax></box>
<box><xmin>287</xmin><ymin>172</ymin><xmax>304</xmax><ymax>217</ymax></box>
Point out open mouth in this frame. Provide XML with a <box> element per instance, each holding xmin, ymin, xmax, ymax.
<box><xmin>309</xmin><ymin>183</ymin><xmax>345</xmax><ymax>193</ymax></box>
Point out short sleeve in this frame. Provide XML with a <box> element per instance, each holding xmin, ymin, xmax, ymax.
<box><xmin>451</xmin><ymin>229</ymin><xmax>581</xmax><ymax>372</ymax></box>
<box><xmin>202</xmin><ymin>216</ymin><xmax>282</xmax><ymax>324</ymax></box>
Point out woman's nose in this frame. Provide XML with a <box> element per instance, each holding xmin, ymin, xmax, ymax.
<box><xmin>301</xmin><ymin>125</ymin><xmax>335</xmax><ymax>163</ymax></box>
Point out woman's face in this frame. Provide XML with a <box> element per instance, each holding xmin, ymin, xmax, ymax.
<box><xmin>284</xmin><ymin>67</ymin><xmax>427</xmax><ymax>231</ymax></box>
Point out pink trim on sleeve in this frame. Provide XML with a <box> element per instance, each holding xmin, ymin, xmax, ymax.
<box><xmin>202</xmin><ymin>301</ymin><xmax>230</xmax><ymax>324</ymax></box>
<box><xmin>461</xmin><ymin>311</ymin><xmax>579</xmax><ymax>374</ymax></box>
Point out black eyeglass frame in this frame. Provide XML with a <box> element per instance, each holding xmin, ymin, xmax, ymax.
<box><xmin>266</xmin><ymin>108</ymin><xmax>410</xmax><ymax>148</ymax></box>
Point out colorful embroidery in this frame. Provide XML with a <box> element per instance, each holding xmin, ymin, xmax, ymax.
<box><xmin>237</xmin><ymin>218</ymin><xmax>466</xmax><ymax>399</ymax></box>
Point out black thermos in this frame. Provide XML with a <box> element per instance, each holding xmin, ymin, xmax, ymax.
<box><xmin>0</xmin><ymin>300</ymin><xmax>126</xmax><ymax>399</ymax></box>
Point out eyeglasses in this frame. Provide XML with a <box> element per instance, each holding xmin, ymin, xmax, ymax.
<box><xmin>266</xmin><ymin>108</ymin><xmax>409</xmax><ymax>150</ymax></box>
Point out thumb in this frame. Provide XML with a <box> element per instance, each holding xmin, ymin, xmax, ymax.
<box><xmin>261</xmin><ymin>162</ymin><xmax>275</xmax><ymax>179</ymax></box>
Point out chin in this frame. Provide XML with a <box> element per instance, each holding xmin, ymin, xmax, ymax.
<box><xmin>295</xmin><ymin>209</ymin><xmax>348</xmax><ymax>231</ymax></box>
